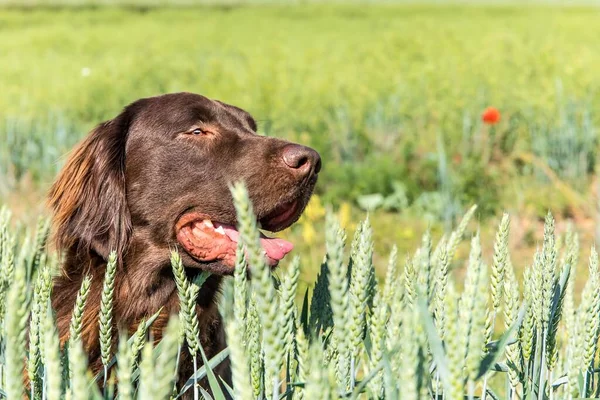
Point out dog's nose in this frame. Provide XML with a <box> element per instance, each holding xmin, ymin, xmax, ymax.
<box><xmin>281</xmin><ymin>144</ymin><xmax>321</xmax><ymax>177</ymax></box>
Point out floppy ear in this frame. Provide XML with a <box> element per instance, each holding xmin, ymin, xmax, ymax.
<box><xmin>48</xmin><ymin>110</ymin><xmax>133</xmax><ymax>260</ymax></box>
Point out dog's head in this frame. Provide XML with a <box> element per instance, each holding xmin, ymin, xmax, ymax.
<box><xmin>49</xmin><ymin>92</ymin><xmax>320</xmax><ymax>274</ymax></box>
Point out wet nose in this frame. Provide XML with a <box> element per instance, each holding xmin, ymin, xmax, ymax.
<box><xmin>281</xmin><ymin>144</ymin><xmax>322</xmax><ymax>178</ymax></box>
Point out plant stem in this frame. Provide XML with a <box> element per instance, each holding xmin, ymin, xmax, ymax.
<box><xmin>272</xmin><ymin>376</ymin><xmax>279</xmax><ymax>400</ymax></box>
<box><xmin>350</xmin><ymin>356</ymin><xmax>355</xmax><ymax>391</ymax></box>
<box><xmin>435</xmin><ymin>370</ymin><xmax>440</xmax><ymax>400</ymax></box>
<box><xmin>193</xmin><ymin>354</ymin><xmax>198</xmax><ymax>400</ymax></box>
<box><xmin>482</xmin><ymin>375</ymin><xmax>488</xmax><ymax>400</ymax></box>
<box><xmin>549</xmin><ymin>369</ymin><xmax>554</xmax><ymax>400</ymax></box>
<box><xmin>468</xmin><ymin>380</ymin><xmax>475</xmax><ymax>400</ymax></box>
<box><xmin>42</xmin><ymin>365</ymin><xmax>46</xmax><ymax>400</ymax></box>
<box><xmin>538</xmin><ymin>334</ymin><xmax>547</xmax><ymax>400</ymax></box>
<box><xmin>531</xmin><ymin>329</ymin><xmax>542</xmax><ymax>399</ymax></box>
<box><xmin>103</xmin><ymin>365</ymin><xmax>108</xmax><ymax>395</ymax></box>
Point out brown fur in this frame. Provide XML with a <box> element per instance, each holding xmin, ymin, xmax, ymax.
<box><xmin>48</xmin><ymin>92</ymin><xmax>320</xmax><ymax>397</ymax></box>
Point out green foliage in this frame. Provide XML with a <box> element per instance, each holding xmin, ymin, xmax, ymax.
<box><xmin>69</xmin><ymin>275</ymin><xmax>92</xmax><ymax>344</ymax></box>
<box><xmin>42</xmin><ymin>305</ymin><xmax>62</xmax><ymax>400</ymax></box>
<box><xmin>117</xmin><ymin>333</ymin><xmax>134</xmax><ymax>400</ymax></box>
<box><xmin>2</xmin><ymin>184</ymin><xmax>600</xmax><ymax>399</ymax></box>
<box><xmin>68</xmin><ymin>338</ymin><xmax>91</xmax><ymax>400</ymax></box>
<box><xmin>3</xmin><ymin>251</ymin><xmax>28</xmax><ymax>399</ymax></box>
<box><xmin>170</xmin><ymin>251</ymin><xmax>202</xmax><ymax>356</ymax></box>
<box><xmin>530</xmin><ymin>100</ymin><xmax>597</xmax><ymax>185</ymax></box>
<box><xmin>100</xmin><ymin>251</ymin><xmax>118</xmax><ymax>370</ymax></box>
<box><xmin>1</xmin><ymin>5</ymin><xmax>599</xmax><ymax>218</ymax></box>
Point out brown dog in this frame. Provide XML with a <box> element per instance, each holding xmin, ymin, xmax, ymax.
<box><xmin>47</xmin><ymin>92</ymin><xmax>321</xmax><ymax>395</ymax></box>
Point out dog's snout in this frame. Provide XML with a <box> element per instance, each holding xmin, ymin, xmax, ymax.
<box><xmin>281</xmin><ymin>144</ymin><xmax>321</xmax><ymax>177</ymax></box>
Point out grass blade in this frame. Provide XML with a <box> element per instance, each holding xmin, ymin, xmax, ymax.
<box><xmin>477</xmin><ymin>303</ymin><xmax>527</xmax><ymax>380</ymax></box>
<box><xmin>177</xmin><ymin>348</ymin><xmax>231</xmax><ymax>398</ymax></box>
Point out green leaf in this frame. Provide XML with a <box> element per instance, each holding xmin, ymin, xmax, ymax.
<box><xmin>278</xmin><ymin>386</ymin><xmax>298</xmax><ymax>400</ymax></box>
<box><xmin>486</xmin><ymin>387</ymin><xmax>501</xmax><ymax>400</ymax></box>
<box><xmin>476</xmin><ymin>303</ymin><xmax>527</xmax><ymax>380</ymax></box>
<box><xmin>551</xmin><ymin>375</ymin><xmax>568</xmax><ymax>388</ymax></box>
<box><xmin>219</xmin><ymin>377</ymin><xmax>235</xmax><ymax>398</ymax></box>
<box><xmin>198</xmin><ymin>343</ymin><xmax>226</xmax><ymax>400</ymax></box>
<box><xmin>192</xmin><ymin>270</ymin><xmax>212</xmax><ymax>290</ymax></box>
<box><xmin>300</xmin><ymin>287</ymin><xmax>310</xmax><ymax>336</ymax></box>
<box><xmin>199</xmin><ymin>387</ymin><xmax>213</xmax><ymax>400</ymax></box>
<box><xmin>350</xmin><ymin>351</ymin><xmax>399</xmax><ymax>399</ymax></box>
<box><xmin>490</xmin><ymin>362</ymin><xmax>508</xmax><ymax>372</ymax></box>
<box><xmin>417</xmin><ymin>296</ymin><xmax>449</xmax><ymax>384</ymax></box>
<box><xmin>350</xmin><ymin>364</ymin><xmax>384</xmax><ymax>399</ymax></box>
<box><xmin>545</xmin><ymin>262</ymin><xmax>571</xmax><ymax>353</ymax></box>
<box><xmin>177</xmin><ymin>347</ymin><xmax>230</xmax><ymax>399</ymax></box>
<box><xmin>549</xmin><ymin>262</ymin><xmax>571</xmax><ymax>324</ymax></box>
<box><xmin>577</xmin><ymin>370</ymin><xmax>585</xmax><ymax>398</ymax></box>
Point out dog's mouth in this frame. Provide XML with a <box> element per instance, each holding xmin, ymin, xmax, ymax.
<box><xmin>176</xmin><ymin>199</ymin><xmax>302</xmax><ymax>271</ymax></box>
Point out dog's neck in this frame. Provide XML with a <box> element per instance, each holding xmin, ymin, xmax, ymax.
<box><xmin>119</xmin><ymin>232</ymin><xmax>224</xmax><ymax>320</ymax></box>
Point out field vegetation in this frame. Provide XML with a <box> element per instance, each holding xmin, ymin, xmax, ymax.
<box><xmin>1</xmin><ymin>4</ymin><xmax>599</xmax><ymax>278</ymax></box>
<box><xmin>1</xmin><ymin>184</ymin><xmax>599</xmax><ymax>399</ymax></box>
<box><xmin>0</xmin><ymin>3</ymin><xmax>599</xmax><ymax>398</ymax></box>
<box><xmin>1</xmin><ymin>4</ymin><xmax>598</xmax><ymax>226</ymax></box>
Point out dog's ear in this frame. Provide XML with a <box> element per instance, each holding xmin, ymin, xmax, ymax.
<box><xmin>48</xmin><ymin>109</ymin><xmax>134</xmax><ymax>261</ymax></box>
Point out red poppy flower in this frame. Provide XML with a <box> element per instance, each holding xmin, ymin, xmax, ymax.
<box><xmin>482</xmin><ymin>107</ymin><xmax>501</xmax><ymax>125</ymax></box>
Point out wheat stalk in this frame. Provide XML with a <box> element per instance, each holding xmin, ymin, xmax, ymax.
<box><xmin>368</xmin><ymin>290</ymin><xmax>388</xmax><ymax>398</ymax></box>
<box><xmin>170</xmin><ymin>250</ymin><xmax>201</xmax><ymax>356</ymax></box>
<box><xmin>490</xmin><ymin>213</ymin><xmax>510</xmax><ymax>317</ymax></box>
<box><xmin>137</xmin><ymin>341</ymin><xmax>155</xmax><ymax>400</ymax></box>
<box><xmin>131</xmin><ymin>317</ymin><xmax>148</xmax><ymax>362</ymax></box>
<box><xmin>42</xmin><ymin>305</ymin><xmax>62</xmax><ymax>400</ymax></box>
<box><xmin>69</xmin><ymin>275</ymin><xmax>92</xmax><ymax>343</ymax></box>
<box><xmin>382</xmin><ymin>245</ymin><xmax>398</xmax><ymax>306</ymax></box>
<box><xmin>99</xmin><ymin>251</ymin><xmax>118</xmax><ymax>372</ymax></box>
<box><xmin>4</xmin><ymin>263</ymin><xmax>28</xmax><ymax>400</ymax></box>
<box><xmin>153</xmin><ymin>316</ymin><xmax>182</xmax><ymax>400</ymax></box>
<box><xmin>281</xmin><ymin>255</ymin><xmax>301</xmax><ymax>359</ymax></box>
<box><xmin>117</xmin><ymin>333</ymin><xmax>134</xmax><ymax>400</ymax></box>
<box><xmin>447</xmin><ymin>204</ymin><xmax>477</xmax><ymax>261</ymax></box>
<box><xmin>247</xmin><ymin>296</ymin><xmax>263</xmax><ymax>398</ymax></box>
<box><xmin>225</xmin><ymin>311</ymin><xmax>254</xmax><ymax>400</ymax></box>
<box><xmin>348</xmin><ymin>217</ymin><xmax>373</xmax><ymax>380</ymax></box>
<box><xmin>28</xmin><ymin>263</ymin><xmax>53</xmax><ymax>395</ymax></box>
<box><xmin>295</xmin><ymin>327</ymin><xmax>309</xmax><ymax>400</ymax></box>
<box><xmin>231</xmin><ymin>181</ymin><xmax>284</xmax><ymax>396</ymax></box>
<box><xmin>324</xmin><ymin>210</ymin><xmax>350</xmax><ymax>388</ymax></box>
<box><xmin>68</xmin><ymin>338</ymin><xmax>90</xmax><ymax>400</ymax></box>
<box><xmin>504</xmin><ymin>260</ymin><xmax>522</xmax><ymax>396</ymax></box>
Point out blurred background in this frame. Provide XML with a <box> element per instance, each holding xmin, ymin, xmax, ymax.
<box><xmin>1</xmin><ymin>0</ymin><xmax>598</xmax><ymax>283</ymax></box>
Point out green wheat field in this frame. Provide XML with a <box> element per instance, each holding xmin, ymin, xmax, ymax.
<box><xmin>1</xmin><ymin>2</ymin><xmax>599</xmax><ymax>399</ymax></box>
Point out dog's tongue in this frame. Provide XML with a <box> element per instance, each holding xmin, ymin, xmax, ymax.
<box><xmin>218</xmin><ymin>223</ymin><xmax>294</xmax><ymax>262</ymax></box>
<box><xmin>259</xmin><ymin>236</ymin><xmax>294</xmax><ymax>261</ymax></box>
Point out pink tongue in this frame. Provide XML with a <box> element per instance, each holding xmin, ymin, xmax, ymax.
<box><xmin>218</xmin><ymin>224</ymin><xmax>294</xmax><ymax>262</ymax></box>
<box><xmin>260</xmin><ymin>237</ymin><xmax>294</xmax><ymax>261</ymax></box>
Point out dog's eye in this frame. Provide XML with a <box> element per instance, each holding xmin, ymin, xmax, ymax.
<box><xmin>191</xmin><ymin>129</ymin><xmax>205</xmax><ymax>135</ymax></box>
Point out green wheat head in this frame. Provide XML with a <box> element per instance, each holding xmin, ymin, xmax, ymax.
<box><xmin>0</xmin><ymin>198</ymin><xmax>598</xmax><ymax>400</ymax></box>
